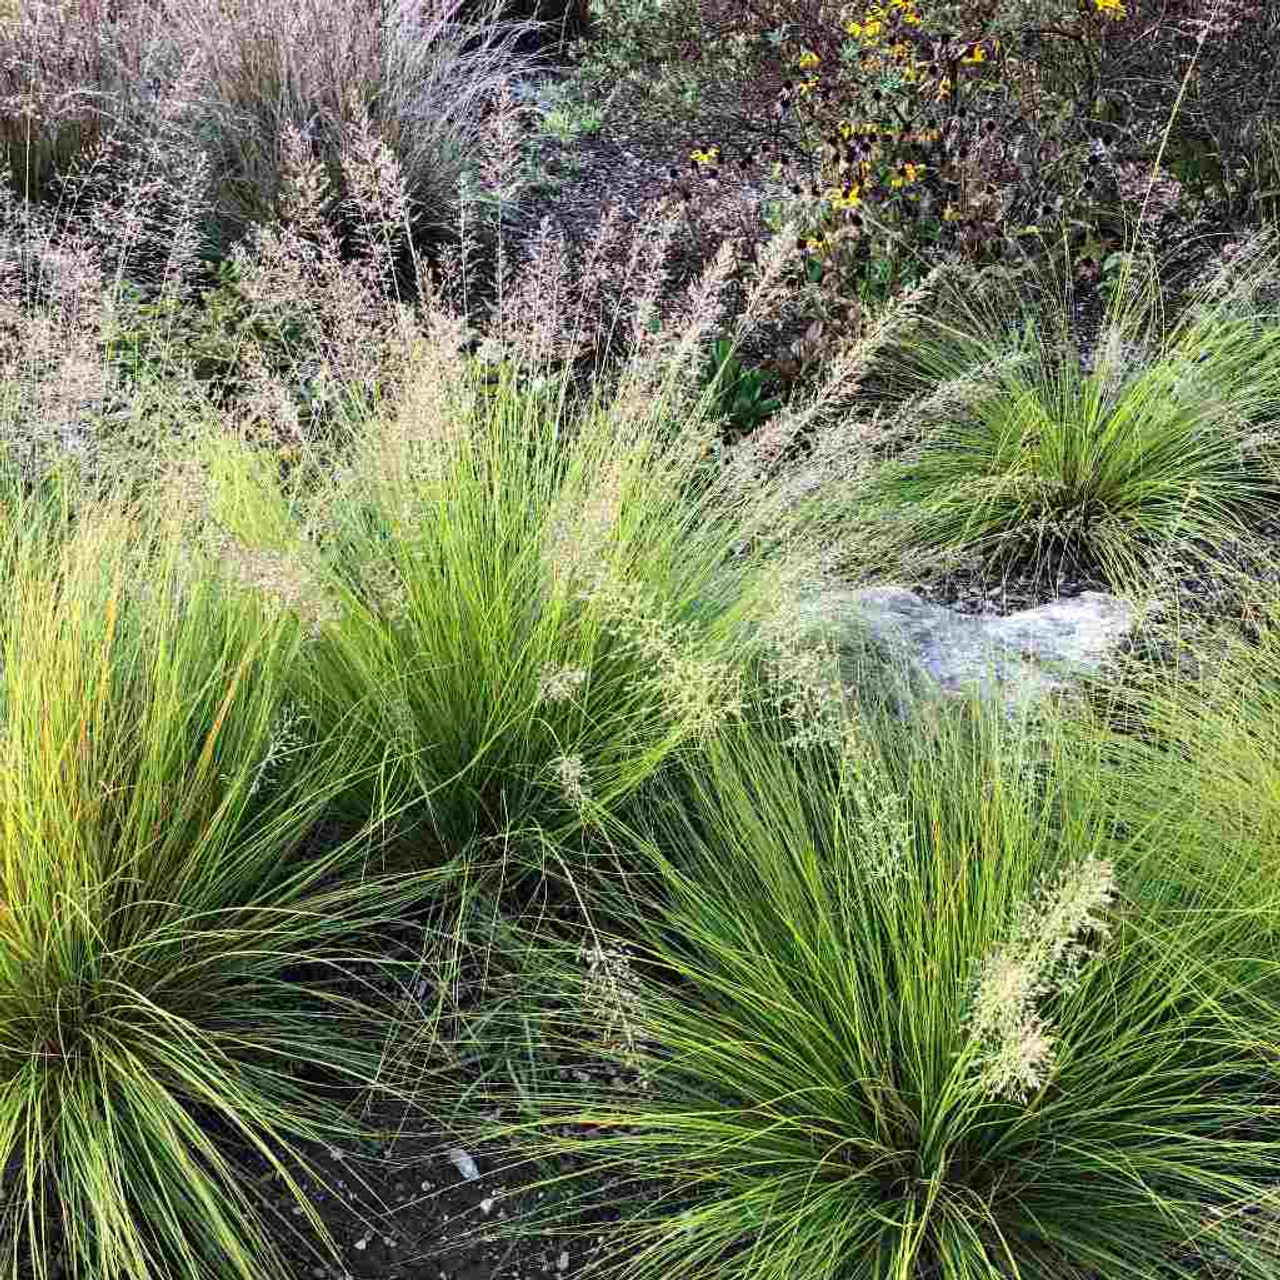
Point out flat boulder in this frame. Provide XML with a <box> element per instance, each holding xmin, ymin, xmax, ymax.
<box><xmin>781</xmin><ymin>583</ymin><xmax>1139</xmax><ymax>727</ymax></box>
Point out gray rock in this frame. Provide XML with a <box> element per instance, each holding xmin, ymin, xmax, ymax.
<box><xmin>780</xmin><ymin>583</ymin><xmax>1138</xmax><ymax>728</ymax></box>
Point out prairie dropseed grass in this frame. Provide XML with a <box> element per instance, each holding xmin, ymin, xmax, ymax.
<box><xmin>0</xmin><ymin>479</ymin><xmax>471</xmax><ymax>1280</ymax></box>
<box><xmin>764</xmin><ymin>215</ymin><xmax>1280</xmax><ymax>610</ymax></box>
<box><xmin>448</xmin><ymin>681</ymin><xmax>1280</xmax><ymax>1280</ymax></box>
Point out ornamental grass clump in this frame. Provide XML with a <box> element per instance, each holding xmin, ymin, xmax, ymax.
<box><xmin>180</xmin><ymin>233</ymin><xmax>841</xmax><ymax>872</ymax></box>
<box><xmin>117</xmin><ymin>69</ymin><xmax>858</xmax><ymax>880</ymax></box>
<box><xmin>0</xmin><ymin>469</ymin><xmax>477</xmax><ymax>1280</ymax></box>
<box><xmin>777</xmin><ymin>213</ymin><xmax>1280</xmax><ymax>602</ymax></box>
<box><xmin>0</xmin><ymin>0</ymin><xmax>560</xmax><ymax>298</ymax></box>
<box><xmin>443</xmin><ymin>681</ymin><xmax>1280</xmax><ymax>1280</ymax></box>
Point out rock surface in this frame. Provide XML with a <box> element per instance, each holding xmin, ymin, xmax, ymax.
<box><xmin>782</xmin><ymin>582</ymin><xmax>1139</xmax><ymax>728</ymax></box>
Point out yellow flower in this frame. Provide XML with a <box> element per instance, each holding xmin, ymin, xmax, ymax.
<box><xmin>823</xmin><ymin>178</ymin><xmax>853</xmax><ymax>206</ymax></box>
<box><xmin>889</xmin><ymin>161</ymin><xmax>924</xmax><ymax>190</ymax></box>
<box><xmin>1094</xmin><ymin>0</ymin><xmax>1127</xmax><ymax>14</ymax></box>
<box><xmin>690</xmin><ymin>147</ymin><xmax>719</xmax><ymax>166</ymax></box>
<box><xmin>797</xmin><ymin>49</ymin><xmax>820</xmax><ymax>70</ymax></box>
<box><xmin>962</xmin><ymin>45</ymin><xmax>987</xmax><ymax>65</ymax></box>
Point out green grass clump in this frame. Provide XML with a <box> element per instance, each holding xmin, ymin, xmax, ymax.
<box><xmin>0</xmin><ymin>477</ymin><xmax>467</xmax><ymax>1280</ymax></box>
<box><xmin>450</xmin><ymin>668</ymin><xmax>1280</xmax><ymax>1280</ymax></box>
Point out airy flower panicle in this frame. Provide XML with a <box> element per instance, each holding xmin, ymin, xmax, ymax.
<box><xmin>962</xmin><ymin>855</ymin><xmax>1118</xmax><ymax>1103</ymax></box>
<box><xmin>579</xmin><ymin>940</ymin><xmax>654</xmax><ymax>1091</ymax></box>
<box><xmin>538</xmin><ymin>664</ymin><xmax>588</xmax><ymax>703</ymax></box>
